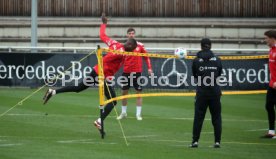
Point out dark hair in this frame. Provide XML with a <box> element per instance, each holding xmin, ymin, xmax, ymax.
<box><xmin>264</xmin><ymin>30</ymin><xmax>276</xmax><ymax>39</ymax></box>
<box><xmin>124</xmin><ymin>38</ymin><xmax>137</xmax><ymax>51</ymax></box>
<box><xmin>201</xmin><ymin>38</ymin><xmax>212</xmax><ymax>50</ymax></box>
<box><xmin>128</xmin><ymin>38</ymin><xmax>137</xmax><ymax>46</ymax></box>
<box><xmin>127</xmin><ymin>27</ymin><xmax>135</xmax><ymax>33</ymax></box>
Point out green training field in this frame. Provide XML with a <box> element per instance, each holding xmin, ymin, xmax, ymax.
<box><xmin>0</xmin><ymin>87</ymin><xmax>275</xmax><ymax>159</ymax></box>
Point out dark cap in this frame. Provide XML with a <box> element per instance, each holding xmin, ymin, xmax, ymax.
<box><xmin>201</xmin><ymin>38</ymin><xmax>212</xmax><ymax>50</ymax></box>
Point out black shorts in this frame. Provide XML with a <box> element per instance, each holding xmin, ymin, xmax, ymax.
<box><xmin>121</xmin><ymin>72</ymin><xmax>143</xmax><ymax>91</ymax></box>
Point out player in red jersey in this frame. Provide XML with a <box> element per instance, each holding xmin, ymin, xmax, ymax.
<box><xmin>43</xmin><ymin>13</ymin><xmax>137</xmax><ymax>135</ymax></box>
<box><xmin>117</xmin><ymin>27</ymin><xmax>153</xmax><ymax>121</ymax></box>
<box><xmin>264</xmin><ymin>30</ymin><xmax>276</xmax><ymax>138</ymax></box>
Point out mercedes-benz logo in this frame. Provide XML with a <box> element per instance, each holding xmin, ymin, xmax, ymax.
<box><xmin>161</xmin><ymin>58</ymin><xmax>188</xmax><ymax>87</ymax></box>
<box><xmin>199</xmin><ymin>66</ymin><xmax>204</xmax><ymax>71</ymax></box>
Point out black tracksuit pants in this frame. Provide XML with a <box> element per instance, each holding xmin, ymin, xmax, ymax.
<box><xmin>55</xmin><ymin>69</ymin><xmax>117</xmax><ymax>121</ymax></box>
<box><xmin>192</xmin><ymin>95</ymin><xmax>222</xmax><ymax>143</ymax></box>
<box><xmin>265</xmin><ymin>87</ymin><xmax>276</xmax><ymax>130</ymax></box>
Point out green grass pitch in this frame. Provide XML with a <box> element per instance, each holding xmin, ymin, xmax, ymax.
<box><xmin>0</xmin><ymin>87</ymin><xmax>275</xmax><ymax>159</ymax></box>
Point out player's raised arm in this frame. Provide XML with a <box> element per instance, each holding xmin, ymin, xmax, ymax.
<box><xmin>99</xmin><ymin>12</ymin><xmax>113</xmax><ymax>46</ymax></box>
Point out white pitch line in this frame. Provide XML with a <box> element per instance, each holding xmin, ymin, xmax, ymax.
<box><xmin>5</xmin><ymin>113</ymin><xmax>267</xmax><ymax>122</ymax></box>
<box><xmin>75</xmin><ymin>142</ymin><xmax>117</xmax><ymax>145</ymax></box>
<box><xmin>0</xmin><ymin>135</ymin><xmax>97</xmax><ymax>141</ymax></box>
<box><xmin>125</xmin><ymin>132</ymin><xmax>213</xmax><ymax>138</ymax></box>
<box><xmin>170</xmin><ymin>144</ymin><xmax>189</xmax><ymax>147</ymax></box>
<box><xmin>58</xmin><ymin>141</ymin><xmax>117</xmax><ymax>145</ymax></box>
<box><xmin>222</xmin><ymin>141</ymin><xmax>276</xmax><ymax>146</ymax></box>
<box><xmin>0</xmin><ymin>143</ymin><xmax>22</xmax><ymax>147</ymax></box>
<box><xmin>124</xmin><ymin>135</ymin><xmax>158</xmax><ymax>138</ymax></box>
<box><xmin>57</xmin><ymin>139</ymin><xmax>117</xmax><ymax>145</ymax></box>
<box><xmin>169</xmin><ymin>117</ymin><xmax>267</xmax><ymax>122</ymax></box>
<box><xmin>130</xmin><ymin>138</ymin><xmax>276</xmax><ymax>146</ymax></box>
<box><xmin>0</xmin><ymin>136</ymin><xmax>10</xmax><ymax>138</ymax></box>
<box><xmin>7</xmin><ymin>113</ymin><xmax>44</xmax><ymax>116</ymax></box>
<box><xmin>57</xmin><ymin>139</ymin><xmax>94</xmax><ymax>143</ymax></box>
<box><xmin>6</xmin><ymin>113</ymin><xmax>99</xmax><ymax>118</ymax></box>
<box><xmin>245</xmin><ymin>128</ymin><xmax>267</xmax><ymax>132</ymax></box>
<box><xmin>0</xmin><ymin>136</ymin><xmax>118</xmax><ymax>145</ymax></box>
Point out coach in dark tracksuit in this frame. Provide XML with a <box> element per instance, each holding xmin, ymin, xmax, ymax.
<box><xmin>190</xmin><ymin>38</ymin><xmax>222</xmax><ymax>148</ymax></box>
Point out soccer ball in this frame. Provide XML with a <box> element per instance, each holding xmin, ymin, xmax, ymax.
<box><xmin>174</xmin><ymin>47</ymin><xmax>187</xmax><ymax>59</ymax></box>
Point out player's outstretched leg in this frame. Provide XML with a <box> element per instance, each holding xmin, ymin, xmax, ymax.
<box><xmin>94</xmin><ymin>119</ymin><xmax>102</xmax><ymax>130</ymax></box>
<box><xmin>42</xmin><ymin>81</ymin><xmax>90</xmax><ymax>105</ymax></box>
<box><xmin>94</xmin><ymin>118</ymin><xmax>106</xmax><ymax>138</ymax></box>
<box><xmin>43</xmin><ymin>89</ymin><xmax>55</xmax><ymax>105</ymax></box>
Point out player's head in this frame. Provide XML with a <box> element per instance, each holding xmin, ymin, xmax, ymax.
<box><xmin>124</xmin><ymin>38</ymin><xmax>137</xmax><ymax>52</ymax></box>
<box><xmin>127</xmin><ymin>27</ymin><xmax>136</xmax><ymax>39</ymax></box>
<box><xmin>264</xmin><ymin>30</ymin><xmax>276</xmax><ymax>47</ymax></box>
<box><xmin>201</xmin><ymin>38</ymin><xmax>212</xmax><ymax>50</ymax></box>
